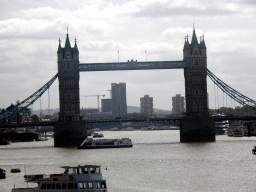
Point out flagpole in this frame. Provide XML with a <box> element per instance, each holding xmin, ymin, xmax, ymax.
<box><xmin>145</xmin><ymin>50</ymin><xmax>147</xmax><ymax>62</ymax></box>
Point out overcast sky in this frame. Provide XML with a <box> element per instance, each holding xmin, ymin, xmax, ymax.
<box><xmin>1</xmin><ymin>0</ymin><xmax>256</xmax><ymax>112</ymax></box>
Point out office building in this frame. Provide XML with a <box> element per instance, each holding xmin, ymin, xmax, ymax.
<box><xmin>111</xmin><ymin>83</ymin><xmax>127</xmax><ymax>117</ymax></box>
<box><xmin>140</xmin><ymin>95</ymin><xmax>153</xmax><ymax>114</ymax></box>
<box><xmin>101</xmin><ymin>99</ymin><xmax>112</xmax><ymax>113</ymax></box>
<box><xmin>172</xmin><ymin>94</ymin><xmax>185</xmax><ymax>115</ymax></box>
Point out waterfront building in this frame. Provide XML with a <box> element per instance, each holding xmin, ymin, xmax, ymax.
<box><xmin>111</xmin><ymin>83</ymin><xmax>127</xmax><ymax>117</ymax></box>
<box><xmin>140</xmin><ymin>95</ymin><xmax>153</xmax><ymax>114</ymax></box>
<box><xmin>172</xmin><ymin>94</ymin><xmax>185</xmax><ymax>115</ymax></box>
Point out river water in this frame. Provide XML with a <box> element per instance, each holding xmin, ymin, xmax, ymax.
<box><xmin>1</xmin><ymin>130</ymin><xmax>256</xmax><ymax>192</ymax></box>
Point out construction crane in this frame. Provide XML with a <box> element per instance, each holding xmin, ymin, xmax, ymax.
<box><xmin>82</xmin><ymin>95</ymin><xmax>105</xmax><ymax>112</ymax></box>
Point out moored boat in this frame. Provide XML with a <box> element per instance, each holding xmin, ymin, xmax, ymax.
<box><xmin>11</xmin><ymin>168</ymin><xmax>21</xmax><ymax>173</ymax></box>
<box><xmin>120</xmin><ymin>127</ymin><xmax>134</xmax><ymax>131</ymax></box>
<box><xmin>0</xmin><ymin>139</ymin><xmax>11</xmax><ymax>145</ymax></box>
<box><xmin>252</xmin><ymin>146</ymin><xmax>256</xmax><ymax>155</ymax></box>
<box><xmin>78</xmin><ymin>138</ymin><xmax>133</xmax><ymax>149</ymax></box>
<box><xmin>12</xmin><ymin>165</ymin><xmax>107</xmax><ymax>192</ymax></box>
<box><xmin>110</xmin><ymin>127</ymin><xmax>119</xmax><ymax>131</ymax></box>
<box><xmin>0</xmin><ymin>168</ymin><xmax>6</xmax><ymax>179</ymax></box>
<box><xmin>230</xmin><ymin>123</ymin><xmax>244</xmax><ymax>137</ymax></box>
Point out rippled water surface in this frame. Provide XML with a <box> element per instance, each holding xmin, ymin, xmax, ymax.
<box><xmin>1</xmin><ymin>130</ymin><xmax>256</xmax><ymax>192</ymax></box>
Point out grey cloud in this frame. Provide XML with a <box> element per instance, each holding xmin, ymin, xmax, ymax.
<box><xmin>133</xmin><ymin>2</ymin><xmax>238</xmax><ymax>18</ymax></box>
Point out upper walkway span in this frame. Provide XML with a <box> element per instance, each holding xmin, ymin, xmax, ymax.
<box><xmin>79</xmin><ymin>61</ymin><xmax>186</xmax><ymax>72</ymax></box>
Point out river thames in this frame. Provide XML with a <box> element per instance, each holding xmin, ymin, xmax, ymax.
<box><xmin>1</xmin><ymin>130</ymin><xmax>256</xmax><ymax>192</ymax></box>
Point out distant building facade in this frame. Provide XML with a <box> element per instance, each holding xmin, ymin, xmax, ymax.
<box><xmin>101</xmin><ymin>99</ymin><xmax>112</xmax><ymax>113</ymax></box>
<box><xmin>172</xmin><ymin>94</ymin><xmax>185</xmax><ymax>115</ymax></box>
<box><xmin>111</xmin><ymin>83</ymin><xmax>127</xmax><ymax>117</ymax></box>
<box><xmin>140</xmin><ymin>95</ymin><xmax>153</xmax><ymax>114</ymax></box>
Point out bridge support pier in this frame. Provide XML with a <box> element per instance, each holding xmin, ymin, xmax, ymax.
<box><xmin>180</xmin><ymin>117</ymin><xmax>215</xmax><ymax>142</ymax></box>
<box><xmin>54</xmin><ymin>121</ymin><xmax>87</xmax><ymax>147</ymax></box>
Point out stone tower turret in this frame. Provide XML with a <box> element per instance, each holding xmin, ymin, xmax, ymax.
<box><xmin>57</xmin><ymin>33</ymin><xmax>80</xmax><ymax>121</ymax></box>
<box><xmin>183</xmin><ymin>27</ymin><xmax>208</xmax><ymax>117</ymax></box>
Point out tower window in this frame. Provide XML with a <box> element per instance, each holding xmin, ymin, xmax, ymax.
<box><xmin>64</xmin><ymin>80</ymin><xmax>74</xmax><ymax>86</ymax></box>
<box><xmin>193</xmin><ymin>50</ymin><xmax>199</xmax><ymax>55</ymax></box>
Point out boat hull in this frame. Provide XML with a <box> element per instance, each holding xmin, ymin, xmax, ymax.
<box><xmin>77</xmin><ymin>145</ymin><xmax>133</xmax><ymax>149</ymax></box>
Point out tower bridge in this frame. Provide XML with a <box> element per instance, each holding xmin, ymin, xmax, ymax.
<box><xmin>54</xmin><ymin>26</ymin><xmax>213</xmax><ymax>146</ymax></box>
<box><xmin>2</xmin><ymin>27</ymin><xmax>256</xmax><ymax>146</ymax></box>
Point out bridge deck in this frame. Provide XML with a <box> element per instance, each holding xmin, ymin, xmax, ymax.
<box><xmin>79</xmin><ymin>61</ymin><xmax>186</xmax><ymax>72</ymax></box>
<box><xmin>1</xmin><ymin>116</ymin><xmax>256</xmax><ymax>128</ymax></box>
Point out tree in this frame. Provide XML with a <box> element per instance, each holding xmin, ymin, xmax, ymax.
<box><xmin>31</xmin><ymin>114</ymin><xmax>40</xmax><ymax>122</ymax></box>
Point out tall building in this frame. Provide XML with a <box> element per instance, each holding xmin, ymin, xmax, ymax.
<box><xmin>172</xmin><ymin>94</ymin><xmax>185</xmax><ymax>115</ymax></box>
<box><xmin>111</xmin><ymin>83</ymin><xmax>127</xmax><ymax>117</ymax></box>
<box><xmin>140</xmin><ymin>95</ymin><xmax>153</xmax><ymax>114</ymax></box>
<box><xmin>101</xmin><ymin>99</ymin><xmax>112</xmax><ymax>113</ymax></box>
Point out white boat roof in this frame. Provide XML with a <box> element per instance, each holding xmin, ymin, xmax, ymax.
<box><xmin>60</xmin><ymin>165</ymin><xmax>101</xmax><ymax>169</ymax></box>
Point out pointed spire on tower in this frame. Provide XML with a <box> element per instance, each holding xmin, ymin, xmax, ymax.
<box><xmin>191</xmin><ymin>24</ymin><xmax>198</xmax><ymax>46</ymax></box>
<box><xmin>74</xmin><ymin>37</ymin><xmax>79</xmax><ymax>53</ymax></box>
<box><xmin>183</xmin><ymin>34</ymin><xmax>190</xmax><ymax>50</ymax></box>
<box><xmin>58</xmin><ymin>38</ymin><xmax>62</xmax><ymax>53</ymax></box>
<box><xmin>65</xmin><ymin>27</ymin><xmax>71</xmax><ymax>49</ymax></box>
<box><xmin>200</xmin><ymin>34</ymin><xmax>206</xmax><ymax>48</ymax></box>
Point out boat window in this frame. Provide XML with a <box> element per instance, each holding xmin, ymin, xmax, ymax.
<box><xmin>47</xmin><ymin>183</ymin><xmax>51</xmax><ymax>189</ymax></box>
<box><xmin>101</xmin><ymin>182</ymin><xmax>106</xmax><ymax>188</ymax></box>
<box><xmin>68</xmin><ymin>183</ymin><xmax>73</xmax><ymax>189</ymax></box>
<box><xmin>41</xmin><ymin>183</ymin><xmax>46</xmax><ymax>189</ymax></box>
<box><xmin>82</xmin><ymin>168</ymin><xmax>88</xmax><ymax>174</ymax></box>
<box><xmin>95</xmin><ymin>167</ymin><xmax>100</xmax><ymax>174</ymax></box>
<box><xmin>88</xmin><ymin>182</ymin><xmax>93</xmax><ymax>189</ymax></box>
<box><xmin>69</xmin><ymin>168</ymin><xmax>74</xmax><ymax>174</ymax></box>
<box><xmin>51</xmin><ymin>183</ymin><xmax>55</xmax><ymax>190</ymax></box>
<box><xmin>90</xmin><ymin>168</ymin><xmax>95</xmax><ymax>174</ymax></box>
<box><xmin>62</xmin><ymin>183</ymin><xmax>66</xmax><ymax>189</ymax></box>
<box><xmin>76</xmin><ymin>168</ymin><xmax>80</xmax><ymax>174</ymax></box>
<box><xmin>79</xmin><ymin>183</ymin><xmax>85</xmax><ymax>189</ymax></box>
<box><xmin>74</xmin><ymin>183</ymin><xmax>78</xmax><ymax>189</ymax></box>
<box><xmin>56</xmin><ymin>183</ymin><xmax>61</xmax><ymax>189</ymax></box>
<box><xmin>96</xmin><ymin>182</ymin><xmax>101</xmax><ymax>188</ymax></box>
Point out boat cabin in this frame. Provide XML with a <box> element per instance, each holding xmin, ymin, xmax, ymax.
<box><xmin>12</xmin><ymin>165</ymin><xmax>107</xmax><ymax>192</ymax></box>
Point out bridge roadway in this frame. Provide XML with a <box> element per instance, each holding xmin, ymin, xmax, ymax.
<box><xmin>79</xmin><ymin>61</ymin><xmax>187</xmax><ymax>72</ymax></box>
<box><xmin>1</xmin><ymin>116</ymin><xmax>256</xmax><ymax>129</ymax></box>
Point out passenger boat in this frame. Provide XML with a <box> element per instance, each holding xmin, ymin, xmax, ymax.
<box><xmin>0</xmin><ymin>168</ymin><xmax>6</xmax><ymax>179</ymax></box>
<box><xmin>230</xmin><ymin>123</ymin><xmax>244</xmax><ymax>137</ymax></box>
<box><xmin>12</xmin><ymin>165</ymin><xmax>107</xmax><ymax>192</ymax></box>
<box><xmin>78</xmin><ymin>138</ymin><xmax>133</xmax><ymax>149</ymax></box>
<box><xmin>213</xmin><ymin>114</ymin><xmax>229</xmax><ymax>135</ymax></box>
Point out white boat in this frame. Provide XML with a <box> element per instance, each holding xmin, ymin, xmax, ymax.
<box><xmin>78</xmin><ymin>138</ymin><xmax>133</xmax><ymax>149</ymax></box>
<box><xmin>12</xmin><ymin>165</ymin><xmax>107</xmax><ymax>192</ymax></box>
<box><xmin>110</xmin><ymin>127</ymin><xmax>119</xmax><ymax>131</ymax></box>
<box><xmin>213</xmin><ymin>114</ymin><xmax>229</xmax><ymax>135</ymax></box>
<box><xmin>229</xmin><ymin>123</ymin><xmax>244</xmax><ymax>137</ymax></box>
<box><xmin>120</xmin><ymin>127</ymin><xmax>134</xmax><ymax>131</ymax></box>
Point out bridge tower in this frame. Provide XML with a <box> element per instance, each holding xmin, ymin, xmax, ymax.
<box><xmin>181</xmin><ymin>27</ymin><xmax>215</xmax><ymax>142</ymax></box>
<box><xmin>54</xmin><ymin>32</ymin><xmax>87</xmax><ymax>147</ymax></box>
